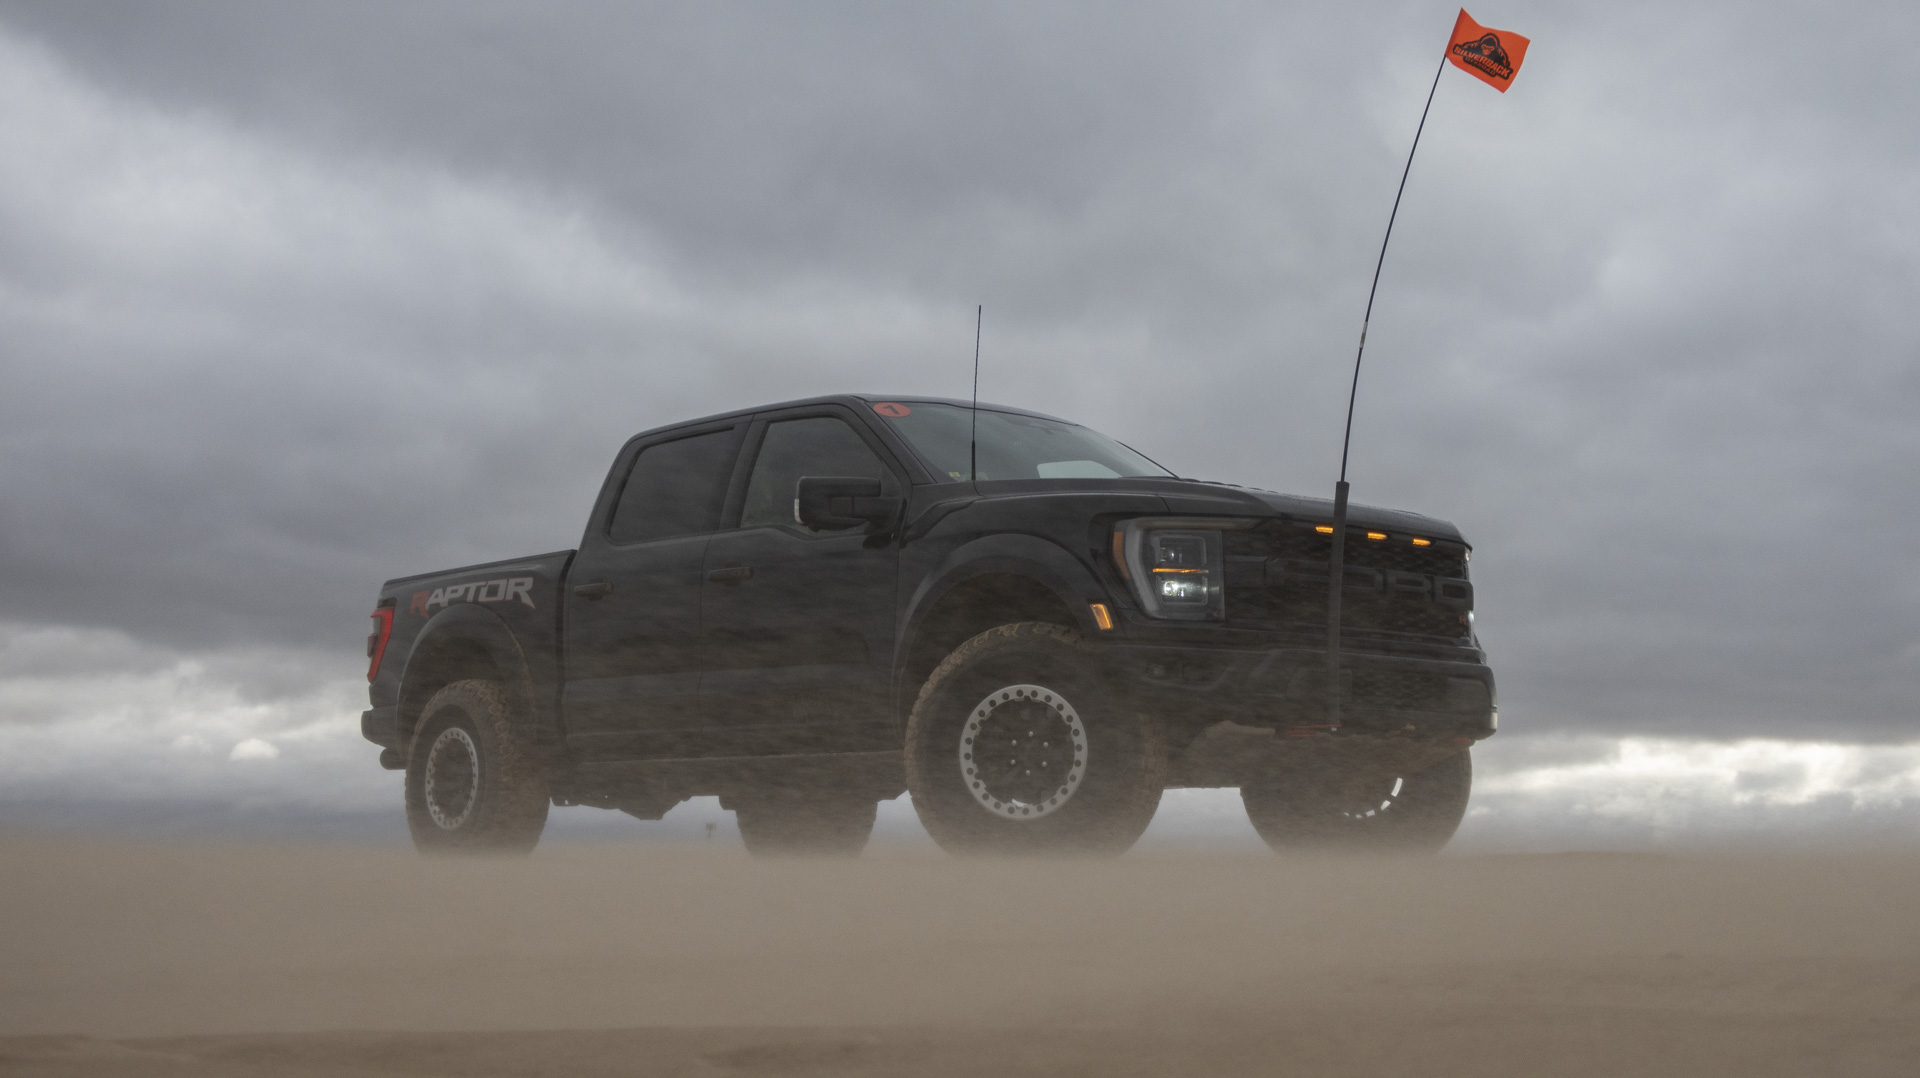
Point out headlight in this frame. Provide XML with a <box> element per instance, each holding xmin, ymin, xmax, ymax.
<box><xmin>1117</xmin><ymin>519</ymin><xmax>1245</xmax><ymax>621</ymax></box>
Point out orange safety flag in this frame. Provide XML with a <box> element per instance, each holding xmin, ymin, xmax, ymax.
<box><xmin>1446</xmin><ymin>9</ymin><xmax>1529</xmax><ymax>92</ymax></box>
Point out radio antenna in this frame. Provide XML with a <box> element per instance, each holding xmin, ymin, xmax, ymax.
<box><xmin>970</xmin><ymin>304</ymin><xmax>982</xmax><ymax>483</ymax></box>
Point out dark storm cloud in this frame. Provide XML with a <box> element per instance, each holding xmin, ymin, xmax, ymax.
<box><xmin>0</xmin><ymin>1</ymin><xmax>1264</xmax><ymax>283</ymax></box>
<box><xmin>0</xmin><ymin>0</ymin><xmax>1917</xmax><ymax>743</ymax></box>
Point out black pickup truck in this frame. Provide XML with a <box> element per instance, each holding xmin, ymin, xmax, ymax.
<box><xmin>363</xmin><ymin>395</ymin><xmax>1494</xmax><ymax>855</ymax></box>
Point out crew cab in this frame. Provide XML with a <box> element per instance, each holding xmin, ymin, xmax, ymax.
<box><xmin>363</xmin><ymin>395</ymin><xmax>1494</xmax><ymax>855</ymax></box>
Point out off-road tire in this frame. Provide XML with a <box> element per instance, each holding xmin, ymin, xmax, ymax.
<box><xmin>733</xmin><ymin>792</ymin><xmax>878</xmax><ymax>857</ymax></box>
<box><xmin>905</xmin><ymin>622</ymin><xmax>1165</xmax><ymax>856</ymax></box>
<box><xmin>404</xmin><ymin>679</ymin><xmax>551</xmax><ymax>855</ymax></box>
<box><xmin>1241</xmin><ymin>748</ymin><xmax>1471</xmax><ymax>854</ymax></box>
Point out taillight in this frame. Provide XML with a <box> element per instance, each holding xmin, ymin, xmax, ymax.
<box><xmin>367</xmin><ymin>606</ymin><xmax>395</xmax><ymax>682</ymax></box>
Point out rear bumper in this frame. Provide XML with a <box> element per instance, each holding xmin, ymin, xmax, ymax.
<box><xmin>361</xmin><ymin>706</ymin><xmax>400</xmax><ymax>749</ymax></box>
<box><xmin>1096</xmin><ymin>642</ymin><xmax>1496</xmax><ymax>741</ymax></box>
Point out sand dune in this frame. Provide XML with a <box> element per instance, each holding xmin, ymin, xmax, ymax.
<box><xmin>3</xmin><ymin>836</ymin><xmax>1918</xmax><ymax>1075</ymax></box>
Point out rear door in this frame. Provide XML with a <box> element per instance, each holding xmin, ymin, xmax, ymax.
<box><xmin>562</xmin><ymin>422</ymin><xmax>745</xmax><ymax>758</ymax></box>
<box><xmin>698</xmin><ymin>407</ymin><xmax>906</xmax><ymax>755</ymax></box>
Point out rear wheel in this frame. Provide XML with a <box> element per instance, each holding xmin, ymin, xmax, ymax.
<box><xmin>1241</xmin><ymin>749</ymin><xmax>1471</xmax><ymax>854</ymax></box>
<box><xmin>905</xmin><ymin>622</ymin><xmax>1165</xmax><ymax>856</ymax></box>
<box><xmin>404</xmin><ymin>679</ymin><xmax>550</xmax><ymax>854</ymax></box>
<box><xmin>733</xmin><ymin>792</ymin><xmax>877</xmax><ymax>856</ymax></box>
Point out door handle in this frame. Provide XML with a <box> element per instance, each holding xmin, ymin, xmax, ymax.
<box><xmin>705</xmin><ymin>565</ymin><xmax>754</xmax><ymax>585</ymax></box>
<box><xmin>572</xmin><ymin>581</ymin><xmax>613</xmax><ymax>600</ymax></box>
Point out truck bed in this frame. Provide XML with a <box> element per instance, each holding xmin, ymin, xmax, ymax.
<box><xmin>368</xmin><ymin>548</ymin><xmax>577</xmax><ymax>736</ymax></box>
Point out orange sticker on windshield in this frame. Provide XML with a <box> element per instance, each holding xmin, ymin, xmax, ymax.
<box><xmin>872</xmin><ymin>402</ymin><xmax>911</xmax><ymax>417</ymax></box>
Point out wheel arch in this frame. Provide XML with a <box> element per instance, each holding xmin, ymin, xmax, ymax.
<box><xmin>895</xmin><ymin>534</ymin><xmax>1114</xmax><ymax>720</ymax></box>
<box><xmin>395</xmin><ymin>604</ymin><xmax>541</xmax><ymax>755</ymax></box>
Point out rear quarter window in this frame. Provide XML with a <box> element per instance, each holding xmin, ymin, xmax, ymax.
<box><xmin>608</xmin><ymin>428</ymin><xmax>740</xmax><ymax>544</ymax></box>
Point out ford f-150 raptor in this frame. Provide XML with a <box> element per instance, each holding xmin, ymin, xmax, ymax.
<box><xmin>363</xmin><ymin>395</ymin><xmax>1494</xmax><ymax>855</ymax></box>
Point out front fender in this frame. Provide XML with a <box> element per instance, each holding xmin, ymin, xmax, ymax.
<box><xmin>901</xmin><ymin>532</ymin><xmax>1116</xmax><ymax>647</ymax></box>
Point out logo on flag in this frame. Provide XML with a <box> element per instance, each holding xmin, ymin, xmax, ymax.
<box><xmin>1451</xmin><ymin>34</ymin><xmax>1512</xmax><ymax>81</ymax></box>
<box><xmin>1446</xmin><ymin>10</ymin><xmax>1529</xmax><ymax>92</ymax></box>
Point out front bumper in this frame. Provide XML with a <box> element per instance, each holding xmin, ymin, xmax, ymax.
<box><xmin>1097</xmin><ymin>642</ymin><xmax>1497</xmax><ymax>741</ymax></box>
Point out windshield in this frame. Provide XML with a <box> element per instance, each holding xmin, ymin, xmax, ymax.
<box><xmin>873</xmin><ymin>402</ymin><xmax>1171</xmax><ymax>483</ymax></box>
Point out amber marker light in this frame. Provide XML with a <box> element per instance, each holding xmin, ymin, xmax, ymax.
<box><xmin>1315</xmin><ymin>525</ymin><xmax>1335</xmax><ymax>534</ymax></box>
<box><xmin>1411</xmin><ymin>537</ymin><xmax>1432</xmax><ymax>546</ymax></box>
<box><xmin>1366</xmin><ymin>531</ymin><xmax>1387</xmax><ymax>541</ymax></box>
<box><xmin>1089</xmin><ymin>603</ymin><xmax>1115</xmax><ymax>631</ymax></box>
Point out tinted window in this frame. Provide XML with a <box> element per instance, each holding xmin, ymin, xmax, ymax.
<box><xmin>740</xmin><ymin>417</ymin><xmax>894</xmax><ymax>528</ymax></box>
<box><xmin>608</xmin><ymin>428</ymin><xmax>739</xmax><ymax>544</ymax></box>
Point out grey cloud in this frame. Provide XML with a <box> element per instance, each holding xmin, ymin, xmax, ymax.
<box><xmin>0</xmin><ymin>1</ymin><xmax>1916</xmax><ymax>749</ymax></box>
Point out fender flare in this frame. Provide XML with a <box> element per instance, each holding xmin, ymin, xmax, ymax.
<box><xmin>896</xmin><ymin>532</ymin><xmax>1115</xmax><ymax>692</ymax></box>
<box><xmin>904</xmin><ymin>532</ymin><xmax>1111</xmax><ymax>636</ymax></box>
<box><xmin>395</xmin><ymin>604</ymin><xmax>545</xmax><ymax>741</ymax></box>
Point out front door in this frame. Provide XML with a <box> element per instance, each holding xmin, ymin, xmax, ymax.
<box><xmin>562</xmin><ymin>423</ymin><xmax>744</xmax><ymax>759</ymax></box>
<box><xmin>699</xmin><ymin>410</ymin><xmax>904</xmax><ymax>755</ymax></box>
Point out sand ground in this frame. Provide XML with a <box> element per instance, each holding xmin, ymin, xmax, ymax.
<box><xmin>2</xmin><ymin>834</ymin><xmax>1918</xmax><ymax>1075</ymax></box>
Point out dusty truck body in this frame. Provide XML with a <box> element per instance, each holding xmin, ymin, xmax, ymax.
<box><xmin>362</xmin><ymin>395</ymin><xmax>1494</xmax><ymax>854</ymax></box>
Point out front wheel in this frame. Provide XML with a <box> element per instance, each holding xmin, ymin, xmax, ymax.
<box><xmin>905</xmin><ymin>622</ymin><xmax>1165</xmax><ymax>856</ymax></box>
<box><xmin>404</xmin><ymin>679</ymin><xmax>551</xmax><ymax>854</ymax></box>
<box><xmin>1241</xmin><ymin>749</ymin><xmax>1471</xmax><ymax>854</ymax></box>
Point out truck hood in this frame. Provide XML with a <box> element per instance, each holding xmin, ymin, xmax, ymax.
<box><xmin>968</xmin><ymin>476</ymin><xmax>1467</xmax><ymax>544</ymax></box>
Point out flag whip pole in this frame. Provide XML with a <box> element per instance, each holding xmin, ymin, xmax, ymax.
<box><xmin>1327</xmin><ymin>52</ymin><xmax>1448</xmax><ymax>729</ymax></box>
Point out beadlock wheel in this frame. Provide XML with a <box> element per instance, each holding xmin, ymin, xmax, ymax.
<box><xmin>960</xmin><ymin>684</ymin><xmax>1088</xmax><ymax>819</ymax></box>
<box><xmin>905</xmin><ymin>622</ymin><xmax>1165</xmax><ymax>856</ymax></box>
<box><xmin>1241</xmin><ymin>749</ymin><xmax>1473</xmax><ymax>854</ymax></box>
<box><xmin>403</xmin><ymin>679</ymin><xmax>551</xmax><ymax>854</ymax></box>
<box><xmin>423</xmin><ymin>726</ymin><xmax>480</xmax><ymax>830</ymax></box>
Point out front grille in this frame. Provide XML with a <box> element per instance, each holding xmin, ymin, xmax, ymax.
<box><xmin>1223</xmin><ymin>521</ymin><xmax>1471</xmax><ymax>642</ymax></box>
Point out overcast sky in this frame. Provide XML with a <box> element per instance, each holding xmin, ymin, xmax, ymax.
<box><xmin>2</xmin><ymin>1</ymin><xmax>1918</xmax><ymax>839</ymax></box>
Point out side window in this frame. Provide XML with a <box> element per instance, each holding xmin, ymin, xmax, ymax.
<box><xmin>739</xmin><ymin>417</ymin><xmax>895</xmax><ymax>528</ymax></box>
<box><xmin>608</xmin><ymin>428</ymin><xmax>739</xmax><ymax>544</ymax></box>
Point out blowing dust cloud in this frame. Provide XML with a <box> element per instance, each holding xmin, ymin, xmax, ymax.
<box><xmin>5</xmin><ymin>1</ymin><xmax>1920</xmax><ymax>1073</ymax></box>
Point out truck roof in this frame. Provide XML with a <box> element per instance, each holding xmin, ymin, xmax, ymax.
<box><xmin>629</xmin><ymin>394</ymin><xmax>1072</xmax><ymax>441</ymax></box>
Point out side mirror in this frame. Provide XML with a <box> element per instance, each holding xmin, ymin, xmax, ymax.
<box><xmin>795</xmin><ymin>476</ymin><xmax>902</xmax><ymax>531</ymax></box>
